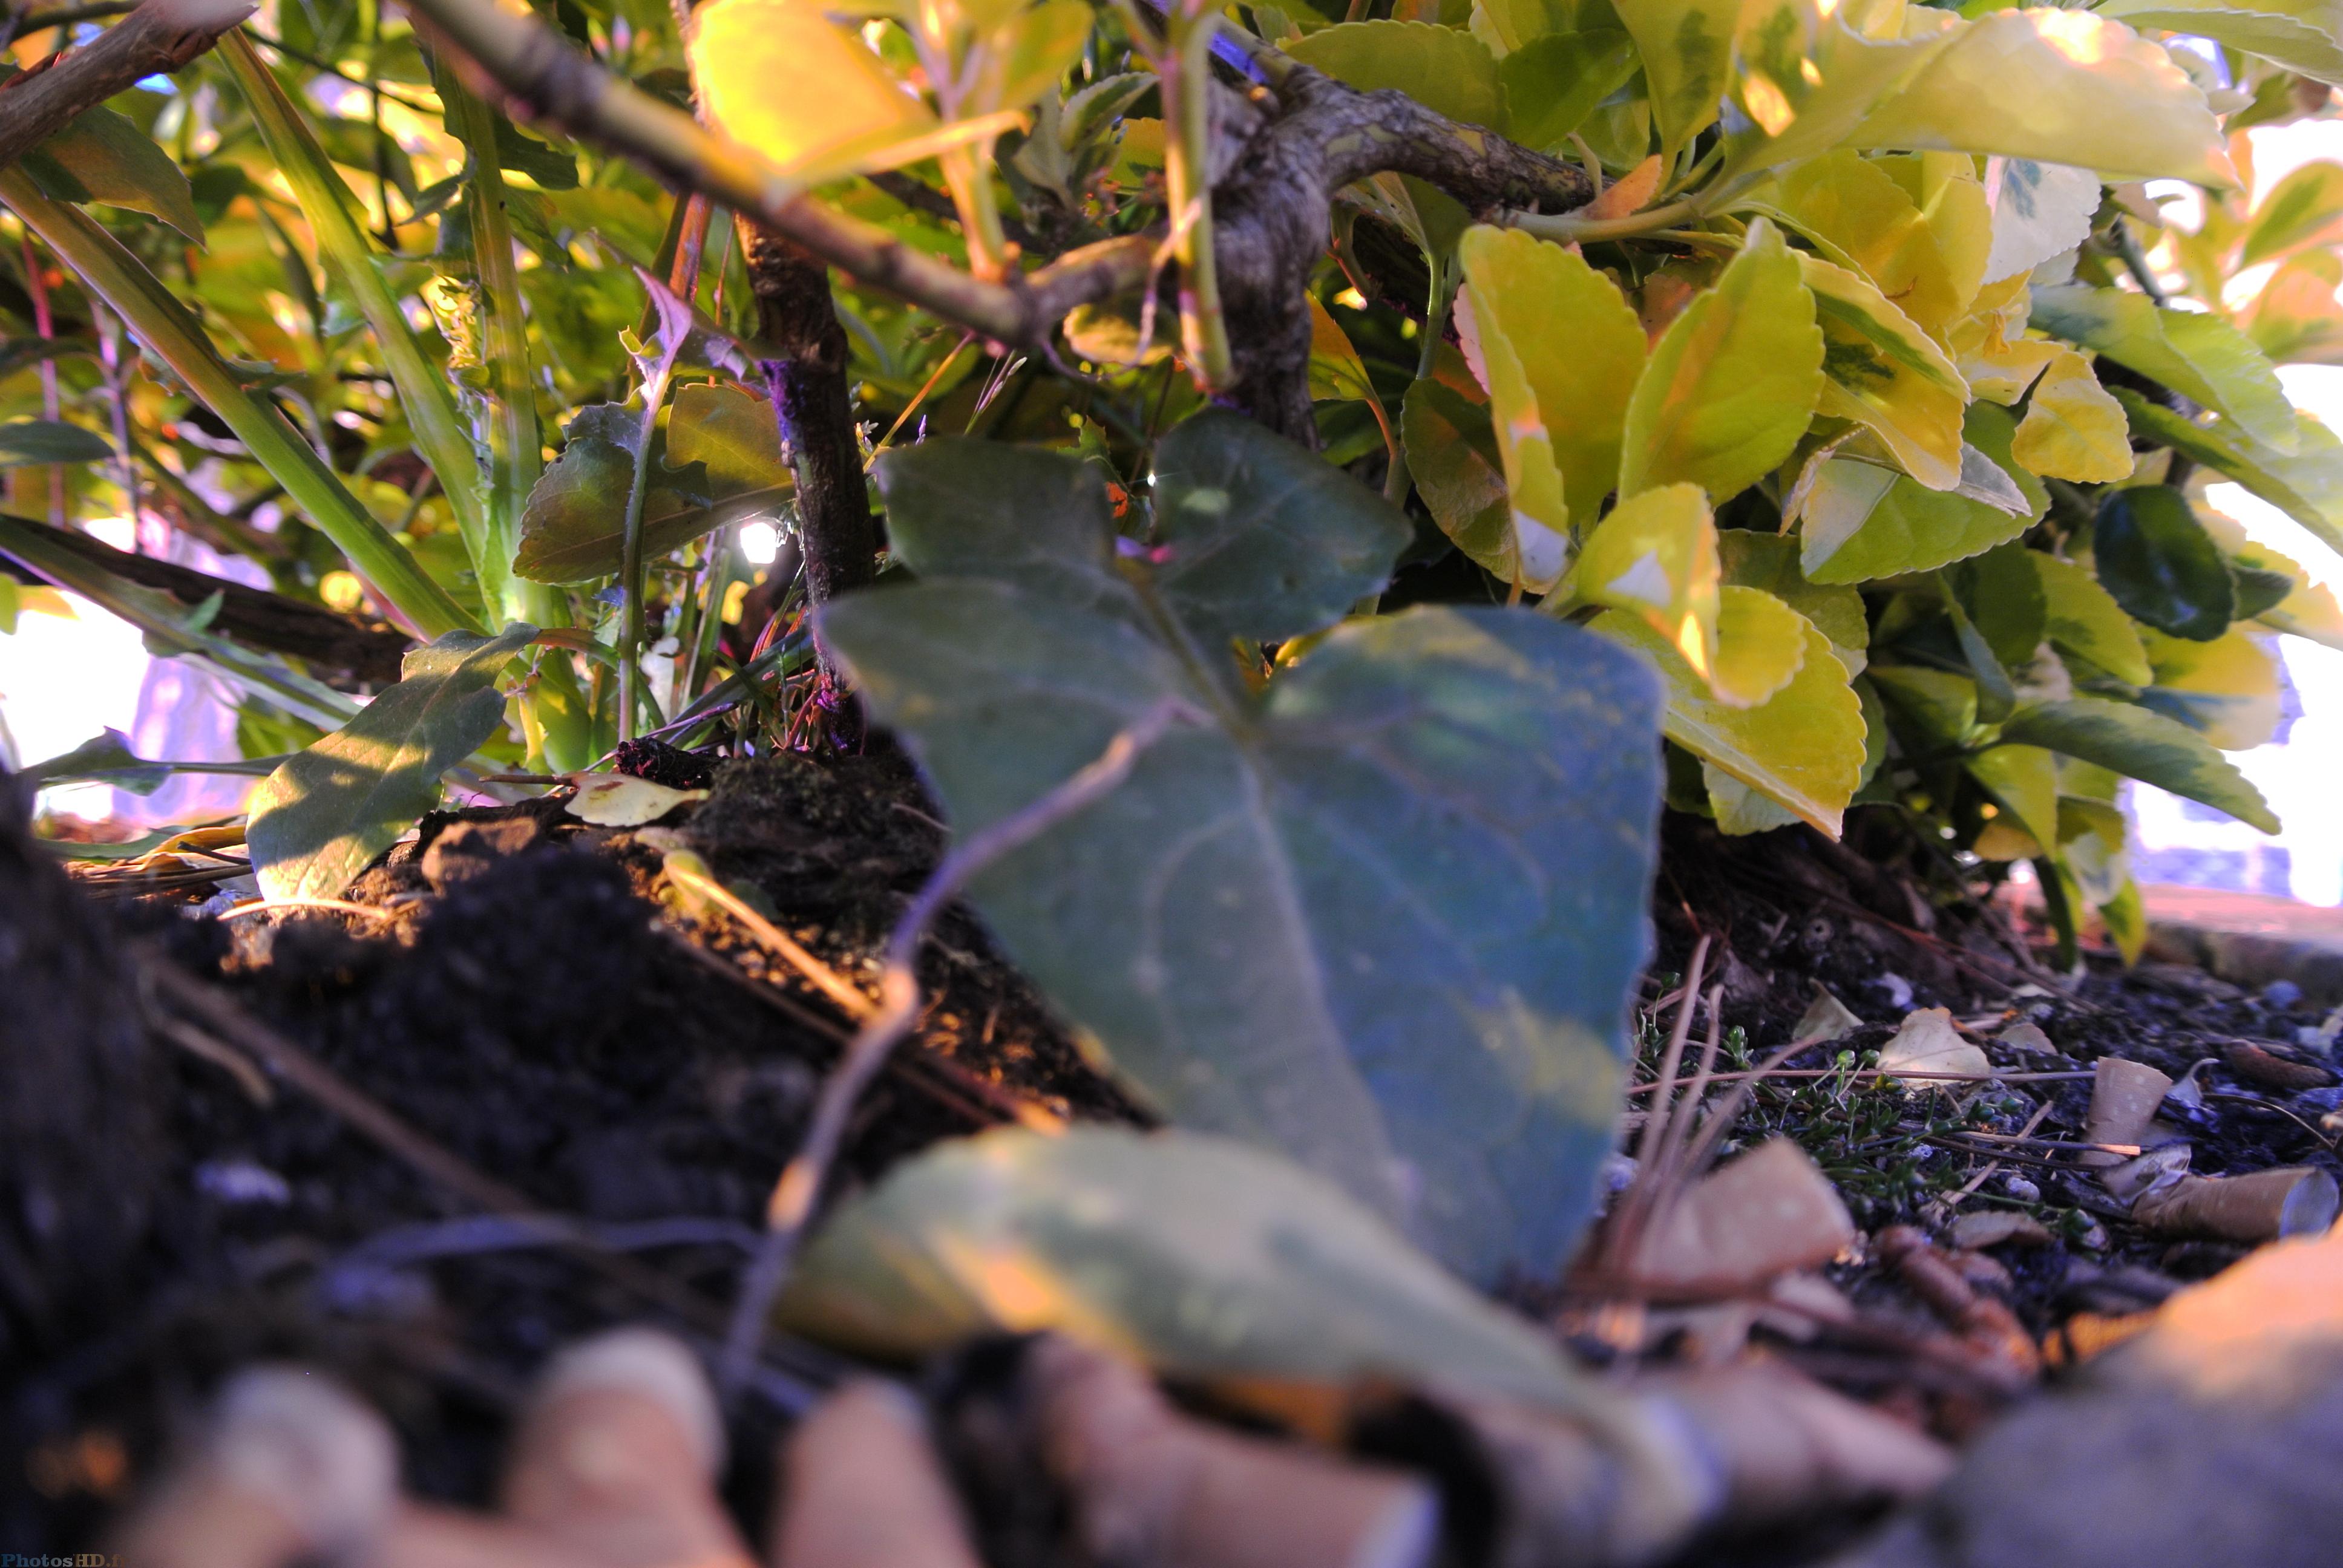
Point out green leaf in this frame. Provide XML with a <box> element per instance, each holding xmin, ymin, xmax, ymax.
<box><xmin>830</xmin><ymin>438</ymin><xmax>1665</xmax><ymax>1283</ymax></box>
<box><xmin>1400</xmin><ymin>377</ymin><xmax>1514</xmax><ymax>579</ymax></box>
<box><xmin>1849</xmin><ymin>10</ymin><xmax>2233</xmax><ymax>187</ymax></box>
<box><xmin>1948</xmin><ymin>542</ymin><xmax>2047</xmax><ymax>673</ymax></box>
<box><xmin>494</xmin><ymin>119</ymin><xmax>580</xmax><ymax>189</ymax></box>
<box><xmin>21</xmin><ymin>730</ymin><xmax>169</xmax><ymax>795</ymax></box>
<box><xmin>1498</xmin><ymin>30</ymin><xmax>1640</xmax><ymax>149</ymax></box>
<box><xmin>23</xmin><ymin>103</ymin><xmax>202</xmax><ymax>240</ymax></box>
<box><xmin>1717</xmin><ymin>17</ymin><xmax>1947</xmax><ymax>183</ymax></box>
<box><xmin>1800</xmin><ymin>252</ymin><xmax>1967</xmax><ymax>491</ymax></box>
<box><xmin>1717</xmin><ymin>528</ymin><xmax>1868</xmax><ymax>675</ymax></box>
<box><xmin>1459</xmin><ymin>224</ymin><xmax>1647</xmax><ymax>568</ymax></box>
<box><xmin>2110</xmin><ymin>392</ymin><xmax>2343</xmax><ymax>559</ymax></box>
<box><xmin>1593</xmin><ymin>585</ymin><xmax>1864</xmax><ymax>836</ymax></box>
<box><xmin>2231</xmin><ymin>563</ymin><xmax>2298</xmax><ymax>621</ymax></box>
<box><xmin>514</xmin><ymin>419</ymin><xmax>770</xmax><ymax>584</ymax></box>
<box><xmin>1996</xmin><ymin>697</ymin><xmax>2278</xmax><ymax>833</ymax></box>
<box><xmin>1150</xmin><ymin>408</ymin><xmax>1415</xmax><ymax>644</ymax></box>
<box><xmin>663</xmin><ymin>382</ymin><xmax>794</xmax><ymax>498</ymax></box>
<box><xmin>2031</xmin><ymin>286</ymin><xmax>2295</xmax><ymax>452</ymax></box>
<box><xmin>1755</xmin><ymin>148</ymin><xmax>1970</xmax><ymax>335</ymax></box>
<box><xmin>2237</xmin><ymin>158</ymin><xmax>2343</xmax><ymax>267</ymax></box>
<box><xmin>1800</xmin><ymin>404</ymin><xmax>2045</xmax><ymax>583</ymax></box>
<box><xmin>1872</xmin><ymin>664</ymin><xmax>1979</xmax><ymax>748</ymax></box>
<box><xmin>2034</xmin><ymin>552</ymin><xmax>2153</xmax><ymax>686</ymax></box>
<box><xmin>247</xmin><ymin>626</ymin><xmax>538</xmax><ymax>902</ymax></box>
<box><xmin>2094</xmin><ymin>485</ymin><xmax>2235</xmax><ymax>641</ymax></box>
<box><xmin>1968</xmin><ymin>743</ymin><xmax>2059</xmax><ymax>854</ymax></box>
<box><xmin>781</xmin><ymin>1125</ymin><xmax>1590</xmax><ymax>1403</ymax></box>
<box><xmin>1614</xmin><ymin>0</ymin><xmax>1738</xmax><ymax>154</ymax></box>
<box><xmin>1620</xmin><ymin>218</ymin><xmax>1823</xmax><ymax>503</ymax></box>
<box><xmin>0</xmin><ymin>419</ymin><xmax>113</xmax><ymax>468</ymax></box>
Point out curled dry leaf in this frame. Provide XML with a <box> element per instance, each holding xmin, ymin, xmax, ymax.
<box><xmin>2083</xmin><ymin>1057</ymin><xmax>2175</xmax><ymax>1170</ymax></box>
<box><xmin>1949</xmin><ymin>1210</ymin><xmax>2054</xmax><ymax>1251</ymax></box>
<box><xmin>1794</xmin><ymin>984</ymin><xmax>1865</xmax><ymax>1044</ymax></box>
<box><xmin>2132</xmin><ymin>1167</ymin><xmax>2341</xmax><ymax>1244</ymax></box>
<box><xmin>1876</xmin><ymin>1007</ymin><xmax>1992</xmax><ymax>1090</ymax></box>
<box><xmin>565</xmin><ymin>773</ymin><xmax>710</xmax><ymax>827</ymax></box>
<box><xmin>1628</xmin><ymin>1138</ymin><xmax>1857</xmax><ymax>1298</ymax></box>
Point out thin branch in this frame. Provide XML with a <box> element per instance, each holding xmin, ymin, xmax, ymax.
<box><xmin>0</xmin><ymin>0</ymin><xmax>253</xmax><ymax>173</ymax></box>
<box><xmin>718</xmin><ymin>697</ymin><xmax>1190</xmax><ymax>1390</ymax></box>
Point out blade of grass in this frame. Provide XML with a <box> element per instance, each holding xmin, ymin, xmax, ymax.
<box><xmin>218</xmin><ymin>32</ymin><xmax>503</xmax><ymax>611</ymax></box>
<box><xmin>0</xmin><ymin>169</ymin><xmax>477</xmax><ymax>639</ymax></box>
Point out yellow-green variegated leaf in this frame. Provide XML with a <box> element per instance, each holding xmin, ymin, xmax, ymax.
<box><xmin>1455</xmin><ymin>286</ymin><xmax>1571</xmax><ymax>593</ymax></box>
<box><xmin>1758</xmin><ymin>149</ymin><xmax>1968</xmax><ymax>336</ymax></box>
<box><xmin>2012</xmin><ymin>347</ymin><xmax>2132</xmax><ymax>484</ymax></box>
<box><xmin>1703</xmin><ymin>763</ymin><xmax>1804</xmax><ymax>835</ymax></box>
<box><xmin>2031</xmin><ymin>286</ymin><xmax>2296</xmax><ymax>452</ymax></box>
<box><xmin>1620</xmin><ymin>218</ymin><xmax>1823</xmax><ymax>503</ymax></box>
<box><xmin>1871</xmin><ymin>663</ymin><xmax>1979</xmax><ymax>748</ymax></box>
<box><xmin>1717</xmin><ymin>527</ymin><xmax>1870</xmax><ymax>675</ymax></box>
<box><xmin>1615</xmin><ymin>0</ymin><xmax>1742</xmax><ymax>155</ymax></box>
<box><xmin>965</xmin><ymin>0</ymin><xmax>1094</xmax><ymax>116</ymax></box>
<box><xmin>1982</xmin><ymin>157</ymin><xmax>2102</xmax><ymax>286</ymax></box>
<box><xmin>1469</xmin><ymin>0</ymin><xmax>1584</xmax><ymax>56</ymax></box>
<box><xmin>1800</xmin><ymin>252</ymin><xmax>1968</xmax><ymax>491</ymax></box>
<box><xmin>1799</xmin><ymin>404</ymin><xmax>2046</xmax><ymax>583</ymax></box>
<box><xmin>693</xmin><ymin>0</ymin><xmax>952</xmax><ymax>180</ymax></box>
<box><xmin>1848</xmin><ymin>10</ymin><xmax>2235</xmax><ymax>188</ymax></box>
<box><xmin>1400</xmin><ymin>377</ymin><xmax>1519</xmax><ymax>581</ymax></box>
<box><xmin>1968</xmin><ymin>742</ymin><xmax>2059</xmax><ymax>854</ymax></box>
<box><xmin>1459</xmin><ymin>226</ymin><xmax>1647</xmax><ymax>535</ymax></box>
<box><xmin>2034</xmin><ymin>552</ymin><xmax>2152</xmax><ymax>685</ymax></box>
<box><xmin>1719</xmin><ymin>16</ymin><xmax>1950</xmax><ymax>183</ymax></box>
<box><xmin>2198</xmin><ymin>510</ymin><xmax>2343</xmax><ymax>652</ymax></box>
<box><xmin>2096</xmin><ymin>0</ymin><xmax>2343</xmax><ymax>90</ymax></box>
<box><xmin>1596</xmin><ymin>586</ymin><xmax>1863</xmax><ymax>834</ymax></box>
<box><xmin>2140</xmin><ymin>626</ymin><xmax>2284</xmax><ymax>751</ymax></box>
<box><xmin>1308</xmin><ymin>296</ymin><xmax>1377</xmax><ymax>404</ymax></box>
<box><xmin>1565</xmin><ymin>482</ymin><xmax>1722</xmax><ymax>684</ymax></box>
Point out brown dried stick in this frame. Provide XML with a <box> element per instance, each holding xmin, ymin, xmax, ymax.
<box><xmin>0</xmin><ymin>0</ymin><xmax>252</xmax><ymax>172</ymax></box>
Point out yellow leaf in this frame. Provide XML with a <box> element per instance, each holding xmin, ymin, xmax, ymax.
<box><xmin>2140</xmin><ymin>626</ymin><xmax>2283</xmax><ymax>751</ymax></box>
<box><xmin>1617</xmin><ymin>0</ymin><xmax>1744</xmax><ymax>154</ymax></box>
<box><xmin>1564</xmin><ymin>482</ymin><xmax>1723</xmax><ymax>682</ymax></box>
<box><xmin>1596</xmin><ymin>586</ymin><xmax>1865</xmax><ymax>834</ymax></box>
<box><xmin>2198</xmin><ymin>511</ymin><xmax>2343</xmax><ymax>652</ymax></box>
<box><xmin>1801</xmin><ymin>252</ymin><xmax>1968</xmax><ymax>491</ymax></box>
<box><xmin>1968</xmin><ymin>743</ymin><xmax>2059</xmax><ymax>852</ymax></box>
<box><xmin>1848</xmin><ymin>10</ymin><xmax>2235</xmax><ymax>188</ymax></box>
<box><xmin>1455</xmin><ymin>284</ymin><xmax>1572</xmax><ymax>592</ymax></box>
<box><xmin>1307</xmin><ymin>296</ymin><xmax>1375</xmax><ymax>404</ymax></box>
<box><xmin>1620</xmin><ymin>217</ymin><xmax>1823</xmax><ymax>503</ymax></box>
<box><xmin>2013</xmin><ymin>347</ymin><xmax>2133</xmax><ymax>483</ymax></box>
<box><xmin>1757</xmin><ymin>149</ymin><xmax>1967</xmax><ymax>335</ymax></box>
<box><xmin>1458</xmin><ymin>225</ymin><xmax>1650</xmax><ymax>582</ymax></box>
<box><xmin>692</xmin><ymin>0</ymin><xmax>946</xmax><ymax>180</ymax></box>
<box><xmin>2036</xmin><ymin>552</ymin><xmax>2153</xmax><ymax>685</ymax></box>
<box><xmin>1718</xmin><ymin>13</ymin><xmax>1951</xmax><ymax>183</ymax></box>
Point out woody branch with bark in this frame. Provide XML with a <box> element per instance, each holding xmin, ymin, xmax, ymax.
<box><xmin>398</xmin><ymin>0</ymin><xmax>1594</xmax><ymax>450</ymax></box>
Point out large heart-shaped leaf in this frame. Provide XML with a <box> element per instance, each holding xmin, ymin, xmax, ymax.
<box><xmin>248</xmin><ymin>626</ymin><xmax>538</xmax><ymax>901</ymax></box>
<box><xmin>822</xmin><ymin>419</ymin><xmax>1665</xmax><ymax>1283</ymax></box>
<box><xmin>1995</xmin><ymin>697</ymin><xmax>2278</xmax><ymax>833</ymax></box>
<box><xmin>781</xmin><ymin>1126</ymin><xmax>1588</xmax><ymax>1408</ymax></box>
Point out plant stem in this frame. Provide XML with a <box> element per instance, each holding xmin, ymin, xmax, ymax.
<box><xmin>937</xmin><ymin>143</ymin><xmax>1011</xmax><ymax>280</ymax></box>
<box><xmin>0</xmin><ymin>169</ymin><xmax>477</xmax><ymax>636</ymax></box>
<box><xmin>1509</xmin><ymin>197</ymin><xmax>1702</xmax><ymax>245</ymax></box>
<box><xmin>616</xmin><ymin>374</ymin><xmax>669</xmax><ymax>743</ymax></box>
<box><xmin>19</xmin><ymin>234</ymin><xmax>65</xmax><ymax>527</ymax></box>
<box><xmin>1159</xmin><ymin>7</ymin><xmax>1232</xmax><ymax>391</ymax></box>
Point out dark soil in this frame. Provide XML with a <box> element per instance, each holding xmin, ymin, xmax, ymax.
<box><xmin>4</xmin><ymin>765</ymin><xmax>2335</xmax><ymax>1561</ymax></box>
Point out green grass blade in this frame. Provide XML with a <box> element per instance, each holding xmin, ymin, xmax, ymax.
<box><xmin>218</xmin><ymin>32</ymin><xmax>503</xmax><ymax>612</ymax></box>
<box><xmin>0</xmin><ymin>168</ymin><xmax>479</xmax><ymax>639</ymax></box>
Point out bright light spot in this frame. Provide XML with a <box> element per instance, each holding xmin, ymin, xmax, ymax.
<box><xmin>2033</xmin><ymin>10</ymin><xmax>2115</xmax><ymax>68</ymax></box>
<box><xmin>740</xmin><ymin>520</ymin><xmax>783</xmax><ymax>564</ymax></box>
<box><xmin>320</xmin><ymin>571</ymin><xmax>366</xmax><ymax>613</ymax></box>
<box><xmin>1332</xmin><ymin>287</ymin><xmax>1368</xmax><ymax>310</ymax></box>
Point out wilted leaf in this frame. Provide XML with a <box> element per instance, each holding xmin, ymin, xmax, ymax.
<box><xmin>0</xmin><ymin>419</ymin><xmax>114</xmax><ymax>468</ymax></box>
<box><xmin>781</xmin><ymin>1126</ymin><xmax>1590</xmax><ymax>1405</ymax></box>
<box><xmin>1594</xmin><ymin>586</ymin><xmax>1863</xmax><ymax>835</ymax></box>
<box><xmin>2035</xmin><ymin>552</ymin><xmax>2153</xmax><ymax>686</ymax></box>
<box><xmin>825</xmin><ymin>428</ymin><xmax>1665</xmax><ymax>1283</ymax></box>
<box><xmin>2094</xmin><ymin>485</ymin><xmax>2236</xmax><ymax>642</ymax></box>
<box><xmin>1996</xmin><ymin>697</ymin><xmax>2279</xmax><ymax>832</ymax></box>
<box><xmin>247</xmin><ymin>626</ymin><xmax>538</xmax><ymax>901</ymax></box>
<box><xmin>1620</xmin><ymin>218</ymin><xmax>1823</xmax><ymax>503</ymax></box>
<box><xmin>1801</xmin><ymin>253</ymin><xmax>1967</xmax><ymax>491</ymax></box>
<box><xmin>2032</xmin><ymin>286</ymin><xmax>2295</xmax><ymax>452</ymax></box>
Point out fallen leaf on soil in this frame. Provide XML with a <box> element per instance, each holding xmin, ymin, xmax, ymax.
<box><xmin>1997</xmin><ymin>1020</ymin><xmax>2056</xmax><ymax>1054</ymax></box>
<box><xmin>1795</xmin><ymin>984</ymin><xmax>1865</xmax><ymax>1043</ymax></box>
<box><xmin>1877</xmin><ymin>1008</ymin><xmax>1991</xmax><ymax>1089</ymax></box>
<box><xmin>2082</xmin><ymin>1057</ymin><xmax>2174</xmax><ymax>1170</ymax></box>
<box><xmin>1628</xmin><ymin>1138</ymin><xmax>1856</xmax><ymax>1296</ymax></box>
<box><xmin>565</xmin><ymin>773</ymin><xmax>710</xmax><ymax>827</ymax></box>
<box><xmin>2131</xmin><ymin>1166</ymin><xmax>2340</xmax><ymax>1244</ymax></box>
<box><xmin>2223</xmin><ymin>1041</ymin><xmax>2337</xmax><ymax>1093</ymax></box>
<box><xmin>1949</xmin><ymin>1210</ymin><xmax>2053</xmax><ymax>1250</ymax></box>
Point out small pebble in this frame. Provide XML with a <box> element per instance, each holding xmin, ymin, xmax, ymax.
<box><xmin>1951</xmin><ymin>1210</ymin><xmax>2054</xmax><ymax>1250</ymax></box>
<box><xmin>2003</xmin><ymin>1175</ymin><xmax>2042</xmax><ymax>1202</ymax></box>
<box><xmin>2264</xmin><ymin>979</ymin><xmax>2304</xmax><ymax>1009</ymax></box>
<box><xmin>195</xmin><ymin>1159</ymin><xmax>292</xmax><ymax>1206</ymax></box>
